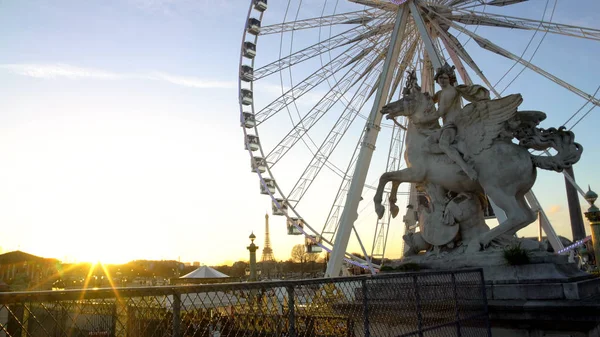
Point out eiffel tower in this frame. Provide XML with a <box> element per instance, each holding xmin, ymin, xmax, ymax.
<box><xmin>261</xmin><ymin>213</ymin><xmax>275</xmax><ymax>262</ymax></box>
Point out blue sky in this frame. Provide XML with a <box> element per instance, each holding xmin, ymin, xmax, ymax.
<box><xmin>0</xmin><ymin>0</ymin><xmax>599</xmax><ymax>265</ymax></box>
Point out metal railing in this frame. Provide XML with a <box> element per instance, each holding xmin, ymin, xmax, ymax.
<box><xmin>0</xmin><ymin>269</ymin><xmax>491</xmax><ymax>337</ymax></box>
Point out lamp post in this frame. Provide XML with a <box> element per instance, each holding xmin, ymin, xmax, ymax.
<box><xmin>247</xmin><ymin>232</ymin><xmax>259</xmax><ymax>282</ymax></box>
<box><xmin>584</xmin><ymin>187</ymin><xmax>600</xmax><ymax>269</ymax></box>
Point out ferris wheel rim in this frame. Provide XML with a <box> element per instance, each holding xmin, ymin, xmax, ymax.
<box><xmin>239</xmin><ymin>0</ymin><xmax>382</xmax><ymax>271</ymax></box>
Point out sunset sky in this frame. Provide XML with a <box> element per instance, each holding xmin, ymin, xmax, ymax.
<box><xmin>0</xmin><ymin>0</ymin><xmax>599</xmax><ymax>266</ymax></box>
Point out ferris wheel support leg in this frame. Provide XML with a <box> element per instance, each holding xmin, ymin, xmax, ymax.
<box><xmin>325</xmin><ymin>4</ymin><xmax>410</xmax><ymax>278</ymax></box>
<box><xmin>525</xmin><ymin>191</ymin><xmax>564</xmax><ymax>252</ymax></box>
<box><xmin>440</xmin><ymin>38</ymin><xmax>473</xmax><ymax>86</ymax></box>
<box><xmin>408</xmin><ymin>1</ymin><xmax>443</xmax><ymax>70</ymax></box>
<box><xmin>564</xmin><ymin>166</ymin><xmax>586</xmax><ymax>241</ymax></box>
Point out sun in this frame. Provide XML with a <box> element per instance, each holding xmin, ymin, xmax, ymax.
<box><xmin>75</xmin><ymin>253</ymin><xmax>131</xmax><ymax>265</ymax></box>
<box><xmin>28</xmin><ymin>238</ymin><xmax>134</xmax><ymax>265</ymax></box>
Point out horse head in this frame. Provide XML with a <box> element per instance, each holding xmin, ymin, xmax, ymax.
<box><xmin>380</xmin><ymin>73</ymin><xmax>438</xmax><ymax>127</ymax></box>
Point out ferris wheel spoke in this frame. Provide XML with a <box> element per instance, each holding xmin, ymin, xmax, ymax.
<box><xmin>351</xmin><ymin>226</ymin><xmax>377</xmax><ymax>273</ymax></box>
<box><xmin>345</xmin><ymin>22</ymin><xmax>395</xmax><ymax>45</ymax></box>
<box><xmin>347</xmin><ymin>0</ymin><xmax>398</xmax><ymax>11</ymax></box>
<box><xmin>371</xmin><ymin>193</ymin><xmax>398</xmax><ymax>263</ymax></box>
<box><xmin>255</xmin><ymin>36</ymin><xmax>383</xmax><ymax>125</ymax></box>
<box><xmin>253</xmin><ymin>26</ymin><xmax>370</xmax><ymax>81</ymax></box>
<box><xmin>318</xmin><ymin>17</ymin><xmax>397</xmax><ymax>100</ymax></box>
<box><xmin>319</xmin><ymin>134</ymin><xmax>404</xmax><ymax>244</ymax></box>
<box><xmin>326</xmin><ymin>31</ymin><xmax>417</xmax><ymax>124</ymax></box>
<box><xmin>448</xmin><ymin>13</ymin><xmax>520</xmax><ymax>29</ymax></box>
<box><xmin>388</xmin><ymin>39</ymin><xmax>420</xmax><ymax>102</ymax></box>
<box><xmin>371</xmin><ymin>211</ymin><xmax>389</xmax><ymax>261</ymax></box>
<box><xmin>321</xmin><ymin>138</ymin><xmax>361</xmax><ymax>243</ymax></box>
<box><xmin>259</xmin><ymin>9</ymin><xmax>385</xmax><ymax>35</ymax></box>
<box><xmin>322</xmin><ymin>144</ymin><xmax>402</xmax><ymax>253</ymax></box>
<box><xmin>485</xmin><ymin>0</ymin><xmax>530</xmax><ymax>6</ymax></box>
<box><xmin>450</xmin><ymin>10</ymin><xmax>600</xmax><ymax>41</ymax></box>
<box><xmin>265</xmin><ymin>41</ymin><xmax>388</xmax><ymax>166</ymax></box>
<box><xmin>438</xmin><ymin>37</ymin><xmax>474</xmax><ymax>85</ymax></box>
<box><xmin>447</xmin><ymin>0</ymin><xmax>484</xmax><ymax>8</ymax></box>
<box><xmin>371</xmin><ymin>119</ymin><xmax>409</xmax><ymax>261</ymax></box>
<box><xmin>286</xmin><ymin>71</ymin><xmax>381</xmax><ymax>205</ymax></box>
<box><xmin>453</xmin><ymin>0</ymin><xmax>529</xmax><ymax>10</ymax></box>
<box><xmin>320</xmin><ymin>39</ymin><xmax>418</xmax><ymax>246</ymax></box>
<box><xmin>386</xmin><ymin>120</ymin><xmax>409</xmax><ymax>172</ymax></box>
<box><xmin>389</xmin><ymin>126</ymin><xmax>407</xmax><ymax>170</ymax></box>
<box><xmin>446</xmin><ymin>0</ymin><xmax>476</xmax><ymax>5</ymax></box>
<box><xmin>355</xmin><ymin>51</ymin><xmax>386</xmax><ymax>85</ymax></box>
<box><xmin>427</xmin><ymin>16</ymin><xmax>500</xmax><ymax>95</ymax></box>
<box><xmin>449</xmin><ymin>21</ymin><xmax>600</xmax><ymax>107</ymax></box>
<box><xmin>352</xmin><ymin>29</ymin><xmax>417</xmax><ymax>98</ymax></box>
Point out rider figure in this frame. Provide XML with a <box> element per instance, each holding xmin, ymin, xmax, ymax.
<box><xmin>429</xmin><ymin>63</ymin><xmax>489</xmax><ymax>180</ymax></box>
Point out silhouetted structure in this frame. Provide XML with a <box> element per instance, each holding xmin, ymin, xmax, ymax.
<box><xmin>261</xmin><ymin>213</ymin><xmax>275</xmax><ymax>263</ymax></box>
<box><xmin>0</xmin><ymin>251</ymin><xmax>60</xmax><ymax>290</ymax></box>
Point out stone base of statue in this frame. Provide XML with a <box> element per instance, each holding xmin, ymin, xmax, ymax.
<box><xmin>394</xmin><ymin>249</ymin><xmax>600</xmax><ymax>336</ymax></box>
<box><xmin>398</xmin><ymin>250</ymin><xmax>600</xmax><ymax>300</ymax></box>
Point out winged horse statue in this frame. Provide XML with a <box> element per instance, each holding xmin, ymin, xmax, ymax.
<box><xmin>373</xmin><ymin>72</ymin><xmax>583</xmax><ymax>251</ymax></box>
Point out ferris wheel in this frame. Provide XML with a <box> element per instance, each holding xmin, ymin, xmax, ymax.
<box><xmin>238</xmin><ymin>0</ymin><xmax>600</xmax><ymax>276</ymax></box>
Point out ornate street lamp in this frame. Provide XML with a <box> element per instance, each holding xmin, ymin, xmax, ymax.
<box><xmin>247</xmin><ymin>232</ymin><xmax>259</xmax><ymax>281</ymax></box>
<box><xmin>583</xmin><ymin>187</ymin><xmax>600</xmax><ymax>269</ymax></box>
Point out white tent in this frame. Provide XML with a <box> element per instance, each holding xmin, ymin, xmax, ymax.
<box><xmin>180</xmin><ymin>266</ymin><xmax>229</xmax><ymax>279</ymax></box>
<box><xmin>164</xmin><ymin>291</ymin><xmax>245</xmax><ymax>310</ymax></box>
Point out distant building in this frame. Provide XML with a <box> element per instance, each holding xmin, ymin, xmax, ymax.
<box><xmin>0</xmin><ymin>251</ymin><xmax>60</xmax><ymax>290</ymax></box>
<box><xmin>193</xmin><ymin>261</ymin><xmax>200</xmax><ymax>267</ymax></box>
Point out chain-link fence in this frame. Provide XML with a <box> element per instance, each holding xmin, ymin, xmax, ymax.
<box><xmin>0</xmin><ymin>269</ymin><xmax>490</xmax><ymax>337</ymax></box>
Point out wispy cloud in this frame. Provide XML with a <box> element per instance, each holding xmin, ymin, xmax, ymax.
<box><xmin>145</xmin><ymin>72</ymin><xmax>233</xmax><ymax>89</ymax></box>
<box><xmin>128</xmin><ymin>0</ymin><xmax>234</xmax><ymax>16</ymax></box>
<box><xmin>548</xmin><ymin>205</ymin><xmax>562</xmax><ymax>215</ymax></box>
<box><xmin>0</xmin><ymin>64</ymin><xmax>122</xmax><ymax>80</ymax></box>
<box><xmin>0</xmin><ymin>63</ymin><xmax>235</xmax><ymax>89</ymax></box>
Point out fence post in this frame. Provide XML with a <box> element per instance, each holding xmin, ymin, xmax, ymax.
<box><xmin>362</xmin><ymin>279</ymin><xmax>370</xmax><ymax>337</ymax></box>
<box><xmin>287</xmin><ymin>285</ymin><xmax>296</xmax><ymax>337</ymax></box>
<box><xmin>346</xmin><ymin>318</ymin><xmax>354</xmax><ymax>337</ymax></box>
<box><xmin>412</xmin><ymin>275</ymin><xmax>423</xmax><ymax>337</ymax></box>
<box><xmin>111</xmin><ymin>301</ymin><xmax>117</xmax><ymax>337</ymax></box>
<box><xmin>172</xmin><ymin>292</ymin><xmax>181</xmax><ymax>337</ymax></box>
<box><xmin>113</xmin><ymin>298</ymin><xmax>128</xmax><ymax>337</ymax></box>
<box><xmin>479</xmin><ymin>269</ymin><xmax>493</xmax><ymax>337</ymax></box>
<box><xmin>452</xmin><ymin>272</ymin><xmax>461</xmax><ymax>337</ymax></box>
<box><xmin>5</xmin><ymin>304</ymin><xmax>23</xmax><ymax>337</ymax></box>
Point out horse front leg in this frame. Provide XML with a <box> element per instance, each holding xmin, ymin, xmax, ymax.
<box><xmin>389</xmin><ymin>181</ymin><xmax>401</xmax><ymax>218</ymax></box>
<box><xmin>374</xmin><ymin>171</ymin><xmax>394</xmax><ymax>219</ymax></box>
<box><xmin>374</xmin><ymin>167</ymin><xmax>424</xmax><ymax>219</ymax></box>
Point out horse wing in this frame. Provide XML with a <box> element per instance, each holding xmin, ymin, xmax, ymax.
<box><xmin>457</xmin><ymin>94</ymin><xmax>523</xmax><ymax>156</ymax></box>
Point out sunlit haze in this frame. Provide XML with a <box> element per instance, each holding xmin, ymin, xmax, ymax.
<box><xmin>0</xmin><ymin>0</ymin><xmax>599</xmax><ymax>266</ymax></box>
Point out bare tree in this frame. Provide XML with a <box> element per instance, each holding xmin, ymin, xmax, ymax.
<box><xmin>291</xmin><ymin>244</ymin><xmax>320</xmax><ymax>274</ymax></box>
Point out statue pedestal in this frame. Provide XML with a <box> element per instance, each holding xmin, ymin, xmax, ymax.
<box><xmin>397</xmin><ymin>251</ymin><xmax>600</xmax><ymax>336</ymax></box>
<box><xmin>400</xmin><ymin>250</ymin><xmax>599</xmax><ymax>300</ymax></box>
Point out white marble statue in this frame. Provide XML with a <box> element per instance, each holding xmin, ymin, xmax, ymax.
<box><xmin>374</xmin><ymin>66</ymin><xmax>583</xmax><ymax>253</ymax></box>
<box><xmin>403</xmin><ymin>192</ymin><xmax>491</xmax><ymax>255</ymax></box>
